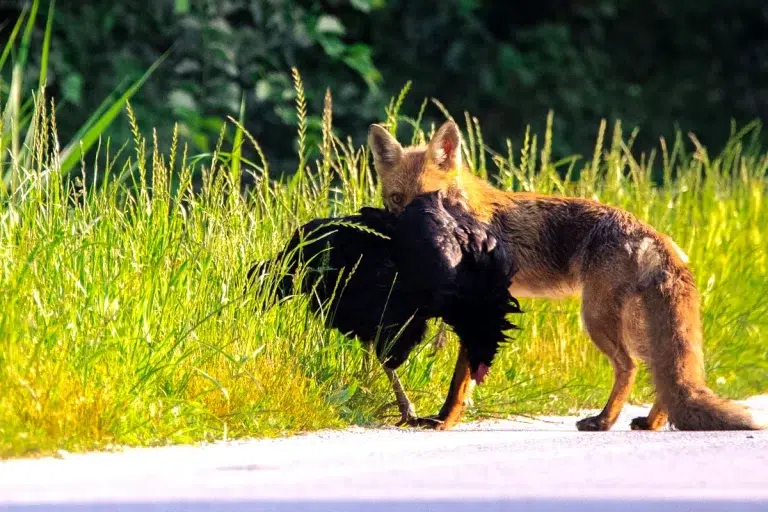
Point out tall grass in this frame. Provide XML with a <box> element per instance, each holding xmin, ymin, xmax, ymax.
<box><xmin>1</xmin><ymin>69</ymin><xmax>767</xmax><ymax>458</ymax></box>
<box><xmin>0</xmin><ymin>0</ymin><xmax>166</xmax><ymax>192</ymax></box>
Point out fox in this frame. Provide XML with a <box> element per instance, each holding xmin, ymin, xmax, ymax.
<box><xmin>367</xmin><ymin>119</ymin><xmax>763</xmax><ymax>432</ymax></box>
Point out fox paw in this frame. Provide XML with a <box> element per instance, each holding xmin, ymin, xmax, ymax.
<box><xmin>630</xmin><ymin>416</ymin><xmax>666</xmax><ymax>431</ymax></box>
<box><xmin>576</xmin><ymin>415</ymin><xmax>611</xmax><ymax>432</ymax></box>
<box><xmin>630</xmin><ymin>416</ymin><xmax>651</xmax><ymax>430</ymax></box>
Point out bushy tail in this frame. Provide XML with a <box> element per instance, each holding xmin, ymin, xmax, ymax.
<box><xmin>642</xmin><ymin>250</ymin><xmax>761</xmax><ymax>431</ymax></box>
<box><xmin>667</xmin><ymin>386</ymin><xmax>759</xmax><ymax>431</ymax></box>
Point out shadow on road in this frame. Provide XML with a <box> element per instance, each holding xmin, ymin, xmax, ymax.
<box><xmin>4</xmin><ymin>498</ymin><xmax>768</xmax><ymax>512</ymax></box>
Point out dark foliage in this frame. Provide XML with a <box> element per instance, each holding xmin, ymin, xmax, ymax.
<box><xmin>3</xmin><ymin>0</ymin><xmax>766</xmax><ymax>175</ymax></box>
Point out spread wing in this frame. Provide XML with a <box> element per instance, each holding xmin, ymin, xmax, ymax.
<box><xmin>391</xmin><ymin>191</ymin><xmax>522</xmax><ymax>373</ymax></box>
<box><xmin>248</xmin><ymin>193</ymin><xmax>522</xmax><ymax>376</ymax></box>
<box><xmin>391</xmin><ymin>192</ymin><xmax>502</xmax><ymax>300</ymax></box>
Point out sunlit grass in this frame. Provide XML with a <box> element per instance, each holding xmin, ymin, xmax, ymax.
<box><xmin>1</xmin><ymin>70</ymin><xmax>767</xmax><ymax>458</ymax></box>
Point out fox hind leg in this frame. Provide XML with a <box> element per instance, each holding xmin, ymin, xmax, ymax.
<box><xmin>622</xmin><ymin>294</ymin><xmax>670</xmax><ymax>431</ymax></box>
<box><xmin>577</xmin><ymin>287</ymin><xmax>638</xmax><ymax>432</ymax></box>
<box><xmin>631</xmin><ymin>399</ymin><xmax>669</xmax><ymax>430</ymax></box>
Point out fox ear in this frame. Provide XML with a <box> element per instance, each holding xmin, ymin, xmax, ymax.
<box><xmin>429</xmin><ymin>120</ymin><xmax>462</xmax><ymax>171</ymax></box>
<box><xmin>368</xmin><ymin>124</ymin><xmax>403</xmax><ymax>171</ymax></box>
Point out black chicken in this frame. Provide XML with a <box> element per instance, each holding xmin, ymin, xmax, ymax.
<box><xmin>246</xmin><ymin>191</ymin><xmax>521</xmax><ymax>426</ymax></box>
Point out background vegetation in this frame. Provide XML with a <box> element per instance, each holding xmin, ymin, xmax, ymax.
<box><xmin>2</xmin><ymin>0</ymin><xmax>767</xmax><ymax>176</ymax></box>
<box><xmin>2</xmin><ymin>74</ymin><xmax>767</xmax><ymax>457</ymax></box>
<box><xmin>0</xmin><ymin>1</ymin><xmax>766</xmax><ymax>458</ymax></box>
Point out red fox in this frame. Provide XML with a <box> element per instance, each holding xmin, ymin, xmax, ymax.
<box><xmin>367</xmin><ymin>119</ymin><xmax>762</xmax><ymax>432</ymax></box>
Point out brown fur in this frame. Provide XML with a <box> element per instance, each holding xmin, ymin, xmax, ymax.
<box><xmin>436</xmin><ymin>345</ymin><xmax>475</xmax><ymax>431</ymax></box>
<box><xmin>368</xmin><ymin>120</ymin><xmax>762</xmax><ymax>432</ymax></box>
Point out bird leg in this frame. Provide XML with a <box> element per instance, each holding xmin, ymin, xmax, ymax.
<box><xmin>383</xmin><ymin>366</ymin><xmax>416</xmax><ymax>424</ymax></box>
<box><xmin>430</xmin><ymin>321</ymin><xmax>449</xmax><ymax>355</ymax></box>
<box><xmin>383</xmin><ymin>366</ymin><xmax>442</xmax><ymax>427</ymax></box>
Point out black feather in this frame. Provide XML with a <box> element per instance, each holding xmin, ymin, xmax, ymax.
<box><xmin>246</xmin><ymin>191</ymin><xmax>522</xmax><ymax>374</ymax></box>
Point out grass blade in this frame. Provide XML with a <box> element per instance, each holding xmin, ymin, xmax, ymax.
<box><xmin>59</xmin><ymin>50</ymin><xmax>170</xmax><ymax>175</ymax></box>
<box><xmin>38</xmin><ymin>0</ymin><xmax>55</xmax><ymax>90</ymax></box>
<box><xmin>0</xmin><ymin>4</ymin><xmax>28</xmax><ymax>73</ymax></box>
<box><xmin>230</xmin><ymin>94</ymin><xmax>246</xmax><ymax>193</ymax></box>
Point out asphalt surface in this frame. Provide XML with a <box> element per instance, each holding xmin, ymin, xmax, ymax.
<box><xmin>2</xmin><ymin>396</ymin><xmax>767</xmax><ymax>512</ymax></box>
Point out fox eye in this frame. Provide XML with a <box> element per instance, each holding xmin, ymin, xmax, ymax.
<box><xmin>390</xmin><ymin>193</ymin><xmax>403</xmax><ymax>205</ymax></box>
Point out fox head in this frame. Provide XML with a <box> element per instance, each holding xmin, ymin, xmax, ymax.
<box><xmin>368</xmin><ymin>120</ymin><xmax>464</xmax><ymax>214</ymax></box>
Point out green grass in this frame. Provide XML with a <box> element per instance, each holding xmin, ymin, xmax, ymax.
<box><xmin>1</xmin><ymin>69</ymin><xmax>767</xmax><ymax>458</ymax></box>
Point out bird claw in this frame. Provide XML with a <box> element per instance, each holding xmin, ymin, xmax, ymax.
<box><xmin>396</xmin><ymin>414</ymin><xmax>445</xmax><ymax>429</ymax></box>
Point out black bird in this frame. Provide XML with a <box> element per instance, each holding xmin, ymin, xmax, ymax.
<box><xmin>246</xmin><ymin>191</ymin><xmax>521</xmax><ymax>427</ymax></box>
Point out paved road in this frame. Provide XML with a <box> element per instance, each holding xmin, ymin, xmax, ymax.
<box><xmin>2</xmin><ymin>396</ymin><xmax>767</xmax><ymax>512</ymax></box>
